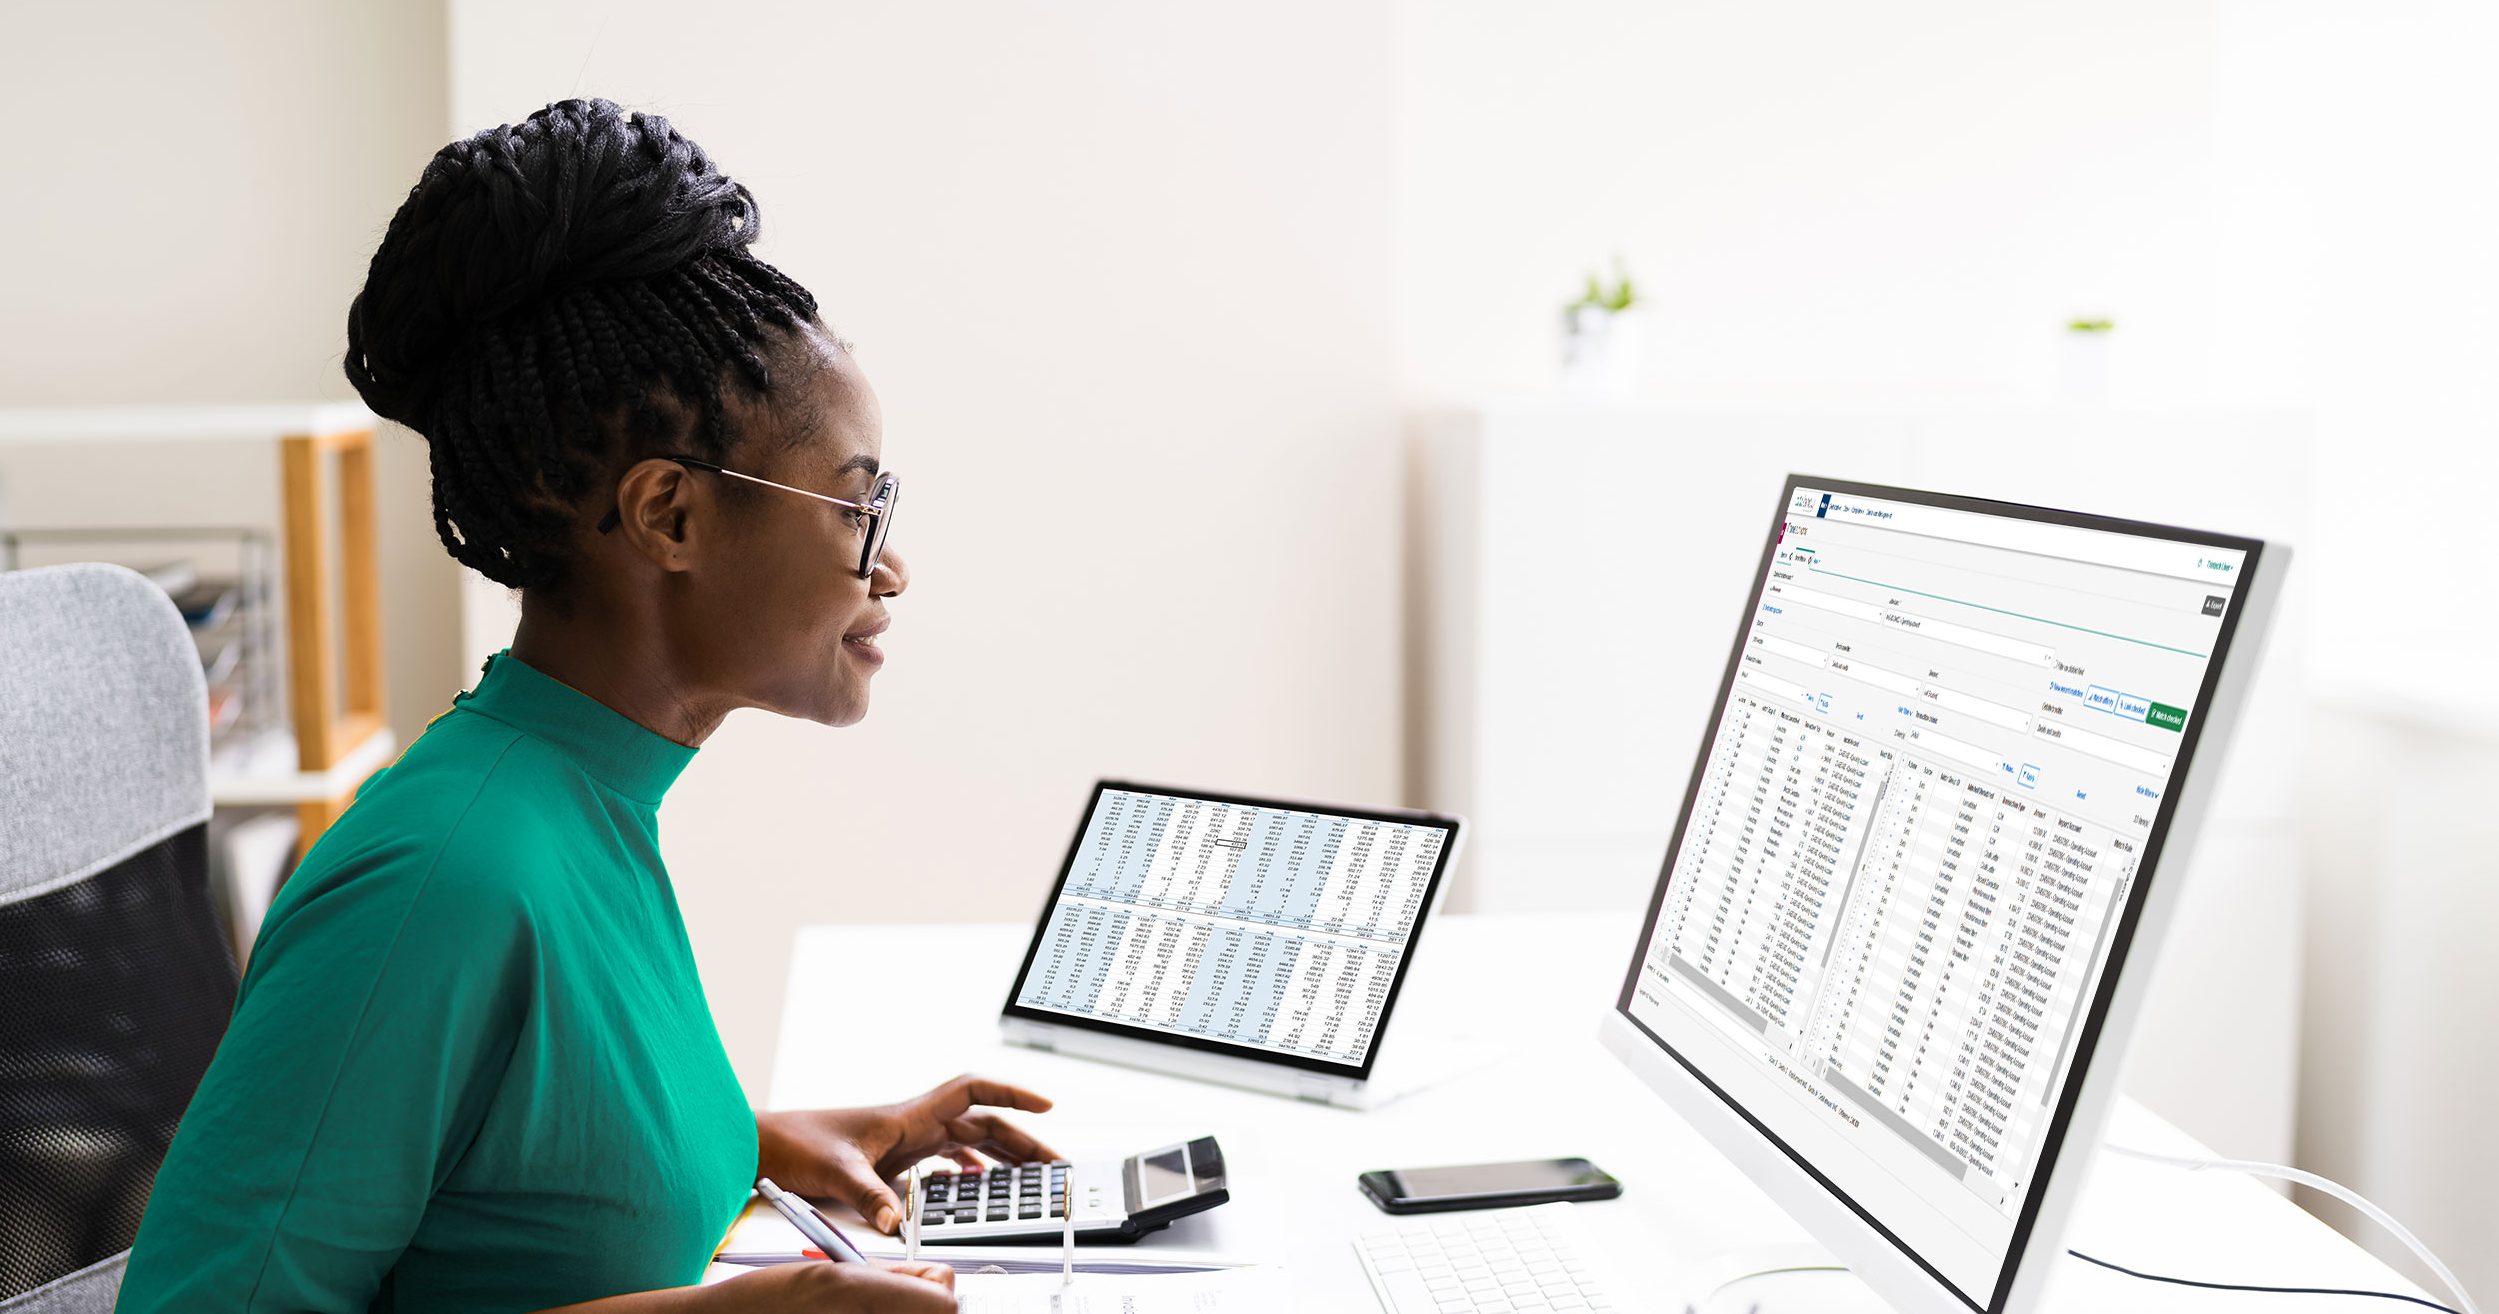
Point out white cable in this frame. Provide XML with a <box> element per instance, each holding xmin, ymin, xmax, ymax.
<box><xmin>2104</xmin><ymin>1142</ymin><xmax>2480</xmax><ymax>1314</ymax></box>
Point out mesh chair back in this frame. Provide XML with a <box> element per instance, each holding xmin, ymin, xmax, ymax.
<box><xmin>0</xmin><ymin>563</ymin><xmax>237</xmax><ymax>1311</ymax></box>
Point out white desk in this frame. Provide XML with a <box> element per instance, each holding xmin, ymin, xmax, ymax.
<box><xmin>769</xmin><ymin>913</ymin><xmax>2425</xmax><ymax>1312</ymax></box>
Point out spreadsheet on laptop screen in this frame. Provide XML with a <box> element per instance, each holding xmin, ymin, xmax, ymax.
<box><xmin>1011</xmin><ymin>787</ymin><xmax>1452</xmax><ymax>1069</ymax></box>
<box><xmin>1623</xmin><ymin>485</ymin><xmax>2249</xmax><ymax>1304</ymax></box>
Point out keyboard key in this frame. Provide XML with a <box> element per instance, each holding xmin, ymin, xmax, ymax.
<box><xmin>1353</xmin><ymin>1205</ymin><xmax>1617</xmax><ymax>1314</ymax></box>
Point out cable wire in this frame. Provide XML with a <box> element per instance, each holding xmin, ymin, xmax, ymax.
<box><xmin>2066</xmin><ymin>1247</ymin><xmax>2462</xmax><ymax>1314</ymax></box>
<box><xmin>2102</xmin><ymin>1143</ymin><xmax>2480</xmax><ymax>1314</ymax></box>
<box><xmin>1679</xmin><ymin>1146</ymin><xmax>2477</xmax><ymax>1314</ymax></box>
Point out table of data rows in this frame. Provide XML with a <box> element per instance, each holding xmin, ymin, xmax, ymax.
<box><xmin>1653</xmin><ymin>693</ymin><xmax>2137</xmax><ymax>1205</ymax></box>
<box><xmin>1017</xmin><ymin>792</ymin><xmax>1447</xmax><ymax>1064</ymax></box>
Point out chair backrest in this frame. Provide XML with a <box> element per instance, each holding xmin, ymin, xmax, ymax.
<box><xmin>0</xmin><ymin>563</ymin><xmax>238</xmax><ymax>1311</ymax></box>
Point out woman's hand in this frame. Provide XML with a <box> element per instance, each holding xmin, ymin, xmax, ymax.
<box><xmin>533</xmin><ymin>1260</ymin><xmax>956</xmax><ymax>1313</ymax></box>
<box><xmin>704</xmin><ymin>1260</ymin><xmax>956</xmax><ymax>1312</ymax></box>
<box><xmin>757</xmin><ymin>1075</ymin><xmax>1059</xmax><ymax>1233</ymax></box>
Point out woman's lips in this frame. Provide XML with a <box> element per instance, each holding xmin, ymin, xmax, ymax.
<box><xmin>843</xmin><ymin>621</ymin><xmax>887</xmax><ymax>666</ymax></box>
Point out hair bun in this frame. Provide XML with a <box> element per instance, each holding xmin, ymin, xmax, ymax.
<box><xmin>345</xmin><ymin>97</ymin><xmax>761</xmax><ymax>426</ymax></box>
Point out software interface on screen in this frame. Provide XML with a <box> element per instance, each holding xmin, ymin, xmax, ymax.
<box><xmin>1014</xmin><ymin>788</ymin><xmax>1450</xmax><ymax>1068</ymax></box>
<box><xmin>1625</xmin><ymin>486</ymin><xmax>2246</xmax><ymax>1303</ymax></box>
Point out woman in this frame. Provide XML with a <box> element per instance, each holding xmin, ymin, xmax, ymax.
<box><xmin>117</xmin><ymin>98</ymin><xmax>1041</xmax><ymax>1312</ymax></box>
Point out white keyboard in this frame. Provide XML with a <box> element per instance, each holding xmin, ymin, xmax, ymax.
<box><xmin>1355</xmin><ymin>1203</ymin><xmax>1622</xmax><ymax>1313</ymax></box>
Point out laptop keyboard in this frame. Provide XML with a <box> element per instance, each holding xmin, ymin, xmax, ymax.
<box><xmin>1356</xmin><ymin>1204</ymin><xmax>1621</xmax><ymax>1312</ymax></box>
<box><xmin>917</xmin><ymin>1161</ymin><xmax>1071</xmax><ymax>1226</ymax></box>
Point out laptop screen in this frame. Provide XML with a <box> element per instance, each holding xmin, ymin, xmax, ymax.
<box><xmin>1003</xmin><ymin>782</ymin><xmax>1461</xmax><ymax>1078</ymax></box>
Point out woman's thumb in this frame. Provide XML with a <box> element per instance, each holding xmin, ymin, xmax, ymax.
<box><xmin>831</xmin><ymin>1157</ymin><xmax>905</xmax><ymax>1233</ymax></box>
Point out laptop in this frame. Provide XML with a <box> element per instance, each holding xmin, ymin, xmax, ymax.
<box><xmin>1000</xmin><ymin>781</ymin><xmax>1464</xmax><ymax>1107</ymax></box>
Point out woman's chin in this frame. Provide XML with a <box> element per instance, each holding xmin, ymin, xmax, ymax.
<box><xmin>813</xmin><ymin>686</ymin><xmax>872</xmax><ymax>727</ymax></box>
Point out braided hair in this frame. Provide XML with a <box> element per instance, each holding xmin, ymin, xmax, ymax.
<box><xmin>344</xmin><ymin>97</ymin><xmax>823</xmax><ymax>591</ymax></box>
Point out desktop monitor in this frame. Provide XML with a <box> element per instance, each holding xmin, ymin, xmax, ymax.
<box><xmin>1599</xmin><ymin>477</ymin><xmax>2285</xmax><ymax>1314</ymax></box>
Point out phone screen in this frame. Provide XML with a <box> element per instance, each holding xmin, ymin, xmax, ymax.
<box><xmin>1387</xmin><ymin>1158</ymin><xmax>1610</xmax><ymax>1202</ymax></box>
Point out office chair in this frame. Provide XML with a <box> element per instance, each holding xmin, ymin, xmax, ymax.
<box><xmin>0</xmin><ymin>563</ymin><xmax>238</xmax><ymax>1312</ymax></box>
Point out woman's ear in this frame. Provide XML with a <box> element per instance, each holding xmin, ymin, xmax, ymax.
<box><xmin>610</xmin><ymin>458</ymin><xmax>701</xmax><ymax>572</ymax></box>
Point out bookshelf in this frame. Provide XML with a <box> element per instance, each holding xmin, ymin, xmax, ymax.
<box><xmin>0</xmin><ymin>403</ymin><xmax>396</xmax><ymax>852</ymax></box>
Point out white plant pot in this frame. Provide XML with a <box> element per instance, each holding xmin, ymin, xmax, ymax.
<box><xmin>2062</xmin><ymin>330</ymin><xmax>2113</xmax><ymax>404</ymax></box>
<box><xmin>1561</xmin><ymin>306</ymin><xmax>1645</xmax><ymax>400</ymax></box>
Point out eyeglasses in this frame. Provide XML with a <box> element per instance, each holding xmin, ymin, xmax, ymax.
<box><xmin>596</xmin><ymin>454</ymin><xmax>900</xmax><ymax>580</ymax></box>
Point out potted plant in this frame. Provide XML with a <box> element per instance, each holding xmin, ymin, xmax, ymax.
<box><xmin>2063</xmin><ymin>316</ymin><xmax>2114</xmax><ymax>403</ymax></box>
<box><xmin>1560</xmin><ymin>256</ymin><xmax>1643</xmax><ymax>398</ymax></box>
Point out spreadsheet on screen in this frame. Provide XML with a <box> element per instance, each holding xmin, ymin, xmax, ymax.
<box><xmin>1014</xmin><ymin>789</ymin><xmax>1449</xmax><ymax>1067</ymax></box>
<box><xmin>1626</xmin><ymin>485</ymin><xmax>2246</xmax><ymax>1301</ymax></box>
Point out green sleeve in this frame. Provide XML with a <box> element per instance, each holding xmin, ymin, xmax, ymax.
<box><xmin>118</xmin><ymin>769</ymin><xmax>534</xmax><ymax>1311</ymax></box>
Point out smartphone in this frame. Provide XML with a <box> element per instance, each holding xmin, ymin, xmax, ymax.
<box><xmin>1357</xmin><ymin>1157</ymin><xmax>1622</xmax><ymax>1214</ymax></box>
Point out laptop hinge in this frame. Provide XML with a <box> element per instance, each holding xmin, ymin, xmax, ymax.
<box><xmin>1294</xmin><ymin>1075</ymin><xmax>1337</xmax><ymax>1104</ymax></box>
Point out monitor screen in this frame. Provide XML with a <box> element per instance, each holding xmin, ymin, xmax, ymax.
<box><xmin>1616</xmin><ymin>480</ymin><xmax>2261</xmax><ymax>1309</ymax></box>
<box><xmin>1006</xmin><ymin>783</ymin><xmax>1459</xmax><ymax>1076</ymax></box>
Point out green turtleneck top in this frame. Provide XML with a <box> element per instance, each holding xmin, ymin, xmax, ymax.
<box><xmin>119</xmin><ymin>650</ymin><xmax>756</xmax><ymax>1312</ymax></box>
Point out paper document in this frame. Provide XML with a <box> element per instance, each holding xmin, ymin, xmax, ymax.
<box><xmin>714</xmin><ymin>1198</ymin><xmax>1242</xmax><ymax>1274</ymax></box>
<box><xmin>701</xmin><ymin>1265</ymin><xmax>1280</xmax><ymax>1307</ymax></box>
<box><xmin>957</xmin><ymin>1268</ymin><xmax>1281</xmax><ymax>1312</ymax></box>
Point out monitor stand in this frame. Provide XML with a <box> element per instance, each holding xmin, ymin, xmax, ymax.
<box><xmin>1676</xmin><ymin>1242</ymin><xmax>1888</xmax><ymax>1314</ymax></box>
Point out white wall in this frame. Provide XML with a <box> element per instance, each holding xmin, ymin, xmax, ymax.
<box><xmin>1392</xmin><ymin>0</ymin><xmax>2222</xmax><ymax>407</ymax></box>
<box><xmin>0</xmin><ymin>0</ymin><xmax>460</xmax><ymax>751</ymax></box>
<box><xmin>447</xmin><ymin>0</ymin><xmax>1406</xmax><ymax>1096</ymax></box>
<box><xmin>2209</xmin><ymin>1</ymin><xmax>2499</xmax><ymax>1294</ymax></box>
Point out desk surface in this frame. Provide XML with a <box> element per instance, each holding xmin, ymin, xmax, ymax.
<box><xmin>769</xmin><ymin>913</ymin><xmax>2419</xmax><ymax>1313</ymax></box>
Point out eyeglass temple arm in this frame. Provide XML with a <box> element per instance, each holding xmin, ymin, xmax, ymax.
<box><xmin>698</xmin><ymin>461</ymin><xmax>880</xmax><ymax>511</ymax></box>
<box><xmin>595</xmin><ymin>456</ymin><xmax>890</xmax><ymax>534</ymax></box>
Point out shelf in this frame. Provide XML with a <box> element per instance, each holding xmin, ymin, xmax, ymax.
<box><xmin>0</xmin><ymin>402</ymin><xmax>377</xmax><ymax>445</ymax></box>
<box><xmin>209</xmin><ymin>725</ymin><xmax>397</xmax><ymax>807</ymax></box>
<box><xmin>0</xmin><ymin>401</ymin><xmax>392</xmax><ymax>858</ymax></box>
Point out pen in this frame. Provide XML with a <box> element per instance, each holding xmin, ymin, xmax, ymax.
<box><xmin>755</xmin><ymin>1177</ymin><xmax>869</xmax><ymax>1264</ymax></box>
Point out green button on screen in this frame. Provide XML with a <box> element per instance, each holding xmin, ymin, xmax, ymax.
<box><xmin>2147</xmin><ymin>702</ymin><xmax>2187</xmax><ymax>732</ymax></box>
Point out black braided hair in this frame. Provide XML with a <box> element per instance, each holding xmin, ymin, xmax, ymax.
<box><xmin>343</xmin><ymin>97</ymin><xmax>824</xmax><ymax>590</ymax></box>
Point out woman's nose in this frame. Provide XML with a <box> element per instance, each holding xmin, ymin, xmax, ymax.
<box><xmin>873</xmin><ymin>547</ymin><xmax>910</xmax><ymax>598</ymax></box>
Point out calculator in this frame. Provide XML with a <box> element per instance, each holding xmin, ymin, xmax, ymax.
<box><xmin>913</xmin><ymin>1135</ymin><xmax>1229</xmax><ymax>1244</ymax></box>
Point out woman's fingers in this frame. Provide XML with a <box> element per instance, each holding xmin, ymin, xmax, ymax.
<box><xmin>927</xmin><ymin>1073</ymin><xmax>1054</xmax><ymax>1117</ymax></box>
<box><xmin>844</xmin><ymin>1261</ymin><xmax>959</xmax><ymax>1311</ymax></box>
<box><xmin>942</xmin><ymin>1111</ymin><xmax>1062</xmax><ymax>1164</ymax></box>
<box><xmin>878</xmin><ymin>1259</ymin><xmax>957</xmax><ymax>1292</ymax></box>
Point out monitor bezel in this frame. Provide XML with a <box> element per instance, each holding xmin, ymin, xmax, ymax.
<box><xmin>1000</xmin><ymin>779</ymin><xmax>1464</xmax><ymax>1081</ymax></box>
<box><xmin>1610</xmin><ymin>474</ymin><xmax>2270</xmax><ymax>1314</ymax></box>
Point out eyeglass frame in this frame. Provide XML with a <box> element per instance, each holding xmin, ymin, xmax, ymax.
<box><xmin>594</xmin><ymin>454</ymin><xmax>900</xmax><ymax>580</ymax></box>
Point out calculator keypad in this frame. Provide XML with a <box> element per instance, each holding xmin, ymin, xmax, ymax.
<box><xmin>918</xmin><ymin>1161</ymin><xmax>1070</xmax><ymax>1227</ymax></box>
